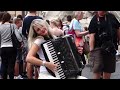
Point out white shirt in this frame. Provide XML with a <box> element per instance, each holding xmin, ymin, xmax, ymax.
<box><xmin>34</xmin><ymin>38</ymin><xmax>50</xmax><ymax>73</ymax></box>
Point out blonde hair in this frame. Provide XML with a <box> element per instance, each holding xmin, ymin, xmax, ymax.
<box><xmin>28</xmin><ymin>19</ymin><xmax>54</xmax><ymax>50</ymax></box>
<box><xmin>73</xmin><ymin>11</ymin><xmax>84</xmax><ymax>18</ymax></box>
<box><xmin>50</xmin><ymin>18</ymin><xmax>59</xmax><ymax>27</ymax></box>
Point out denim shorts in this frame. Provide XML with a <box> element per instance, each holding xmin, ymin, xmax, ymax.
<box><xmin>16</xmin><ymin>49</ymin><xmax>22</xmax><ymax>62</ymax></box>
<box><xmin>89</xmin><ymin>48</ymin><xmax>116</xmax><ymax>73</ymax></box>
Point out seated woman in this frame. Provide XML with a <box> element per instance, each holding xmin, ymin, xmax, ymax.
<box><xmin>26</xmin><ymin>19</ymin><xmax>87</xmax><ymax>79</ymax></box>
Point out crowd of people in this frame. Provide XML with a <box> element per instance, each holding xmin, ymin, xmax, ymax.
<box><xmin>0</xmin><ymin>11</ymin><xmax>120</xmax><ymax>79</ymax></box>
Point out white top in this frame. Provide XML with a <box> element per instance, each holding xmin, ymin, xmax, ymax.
<box><xmin>69</xmin><ymin>18</ymin><xmax>84</xmax><ymax>32</ymax></box>
<box><xmin>34</xmin><ymin>38</ymin><xmax>50</xmax><ymax>74</ymax></box>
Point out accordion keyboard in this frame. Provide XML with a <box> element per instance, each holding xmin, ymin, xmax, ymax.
<box><xmin>42</xmin><ymin>40</ymin><xmax>66</xmax><ymax>79</ymax></box>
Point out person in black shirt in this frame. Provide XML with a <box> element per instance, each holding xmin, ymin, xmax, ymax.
<box><xmin>88</xmin><ymin>11</ymin><xmax>120</xmax><ymax>79</ymax></box>
<box><xmin>22</xmin><ymin>11</ymin><xmax>43</xmax><ymax>39</ymax></box>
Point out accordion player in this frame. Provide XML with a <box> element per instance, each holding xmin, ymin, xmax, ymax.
<box><xmin>41</xmin><ymin>35</ymin><xmax>83</xmax><ymax>79</ymax></box>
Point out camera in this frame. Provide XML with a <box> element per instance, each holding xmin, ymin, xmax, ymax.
<box><xmin>101</xmin><ymin>40</ymin><xmax>116</xmax><ymax>55</ymax></box>
<box><xmin>99</xmin><ymin>32</ymin><xmax>107</xmax><ymax>38</ymax></box>
<box><xmin>99</xmin><ymin>31</ymin><xmax>116</xmax><ymax>55</ymax></box>
<box><xmin>99</xmin><ymin>32</ymin><xmax>110</xmax><ymax>43</ymax></box>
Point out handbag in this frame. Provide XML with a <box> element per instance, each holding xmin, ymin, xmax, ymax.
<box><xmin>83</xmin><ymin>40</ymin><xmax>90</xmax><ymax>55</ymax></box>
<box><xmin>67</xmin><ymin>28</ymin><xmax>75</xmax><ymax>36</ymax></box>
<box><xmin>10</xmin><ymin>24</ymin><xmax>21</xmax><ymax>49</ymax></box>
<box><xmin>67</xmin><ymin>21</ymin><xmax>75</xmax><ymax>37</ymax></box>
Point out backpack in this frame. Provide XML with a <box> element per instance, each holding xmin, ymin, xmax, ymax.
<box><xmin>10</xmin><ymin>24</ymin><xmax>22</xmax><ymax>49</ymax></box>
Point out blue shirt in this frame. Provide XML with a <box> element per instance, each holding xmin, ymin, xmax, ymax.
<box><xmin>69</xmin><ymin>18</ymin><xmax>83</xmax><ymax>32</ymax></box>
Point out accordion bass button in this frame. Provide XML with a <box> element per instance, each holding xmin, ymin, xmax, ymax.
<box><xmin>57</xmin><ymin>52</ymin><xmax>61</xmax><ymax>54</ymax></box>
<box><xmin>61</xmin><ymin>61</ymin><xmax>64</xmax><ymax>63</ymax></box>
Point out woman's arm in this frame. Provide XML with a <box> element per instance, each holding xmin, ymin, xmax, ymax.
<box><xmin>75</xmin><ymin>30</ymin><xmax>89</xmax><ymax>37</ymax></box>
<box><xmin>26</xmin><ymin>43</ymin><xmax>57</xmax><ymax>72</ymax></box>
<box><xmin>73</xmin><ymin>19</ymin><xmax>89</xmax><ymax>37</ymax></box>
<box><xmin>51</xmin><ymin>28</ymin><xmax>64</xmax><ymax>37</ymax></box>
<box><xmin>26</xmin><ymin>43</ymin><xmax>43</xmax><ymax>66</ymax></box>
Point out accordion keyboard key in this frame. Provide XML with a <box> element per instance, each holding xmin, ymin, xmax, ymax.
<box><xmin>42</xmin><ymin>41</ymin><xmax>65</xmax><ymax>79</ymax></box>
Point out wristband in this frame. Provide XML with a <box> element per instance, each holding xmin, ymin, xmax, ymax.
<box><xmin>42</xmin><ymin>61</ymin><xmax>46</xmax><ymax>66</ymax></box>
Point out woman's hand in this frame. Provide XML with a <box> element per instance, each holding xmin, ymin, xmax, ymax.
<box><xmin>44</xmin><ymin>61</ymin><xmax>58</xmax><ymax>73</ymax></box>
<box><xmin>77</xmin><ymin>46</ymin><xmax>83</xmax><ymax>54</ymax></box>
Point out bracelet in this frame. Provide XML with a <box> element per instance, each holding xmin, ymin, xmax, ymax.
<box><xmin>42</xmin><ymin>61</ymin><xmax>46</xmax><ymax>66</ymax></box>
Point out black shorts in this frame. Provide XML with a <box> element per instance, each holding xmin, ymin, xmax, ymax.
<box><xmin>89</xmin><ymin>48</ymin><xmax>116</xmax><ymax>73</ymax></box>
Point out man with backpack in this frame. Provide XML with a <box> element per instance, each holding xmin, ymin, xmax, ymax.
<box><xmin>88</xmin><ymin>11</ymin><xmax>120</xmax><ymax>79</ymax></box>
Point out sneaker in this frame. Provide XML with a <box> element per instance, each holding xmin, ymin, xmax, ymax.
<box><xmin>14</xmin><ymin>75</ymin><xmax>23</xmax><ymax>79</ymax></box>
<box><xmin>14</xmin><ymin>76</ymin><xmax>17</xmax><ymax>79</ymax></box>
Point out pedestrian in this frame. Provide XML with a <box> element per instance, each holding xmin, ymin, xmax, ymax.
<box><xmin>13</xmin><ymin>17</ymin><xmax>23</xmax><ymax>79</ymax></box>
<box><xmin>17</xmin><ymin>14</ymin><xmax>23</xmax><ymax>21</ymax></box>
<box><xmin>69</xmin><ymin>11</ymin><xmax>89</xmax><ymax>75</ymax></box>
<box><xmin>0</xmin><ymin>12</ymin><xmax>21</xmax><ymax>79</ymax></box>
<box><xmin>0</xmin><ymin>12</ymin><xmax>5</xmax><ymax>78</ymax></box>
<box><xmin>63</xmin><ymin>15</ymin><xmax>72</xmax><ymax>35</ymax></box>
<box><xmin>88</xmin><ymin>11</ymin><xmax>120</xmax><ymax>79</ymax></box>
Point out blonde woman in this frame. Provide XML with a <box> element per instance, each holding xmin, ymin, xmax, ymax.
<box><xmin>26</xmin><ymin>19</ymin><xmax>58</xmax><ymax>79</ymax></box>
<box><xmin>50</xmin><ymin>18</ymin><xmax>64</xmax><ymax>37</ymax></box>
<box><xmin>26</xmin><ymin>19</ymin><xmax>87</xmax><ymax>79</ymax></box>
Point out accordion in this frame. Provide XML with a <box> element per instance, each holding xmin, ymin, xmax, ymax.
<box><xmin>41</xmin><ymin>35</ymin><xmax>82</xmax><ymax>79</ymax></box>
